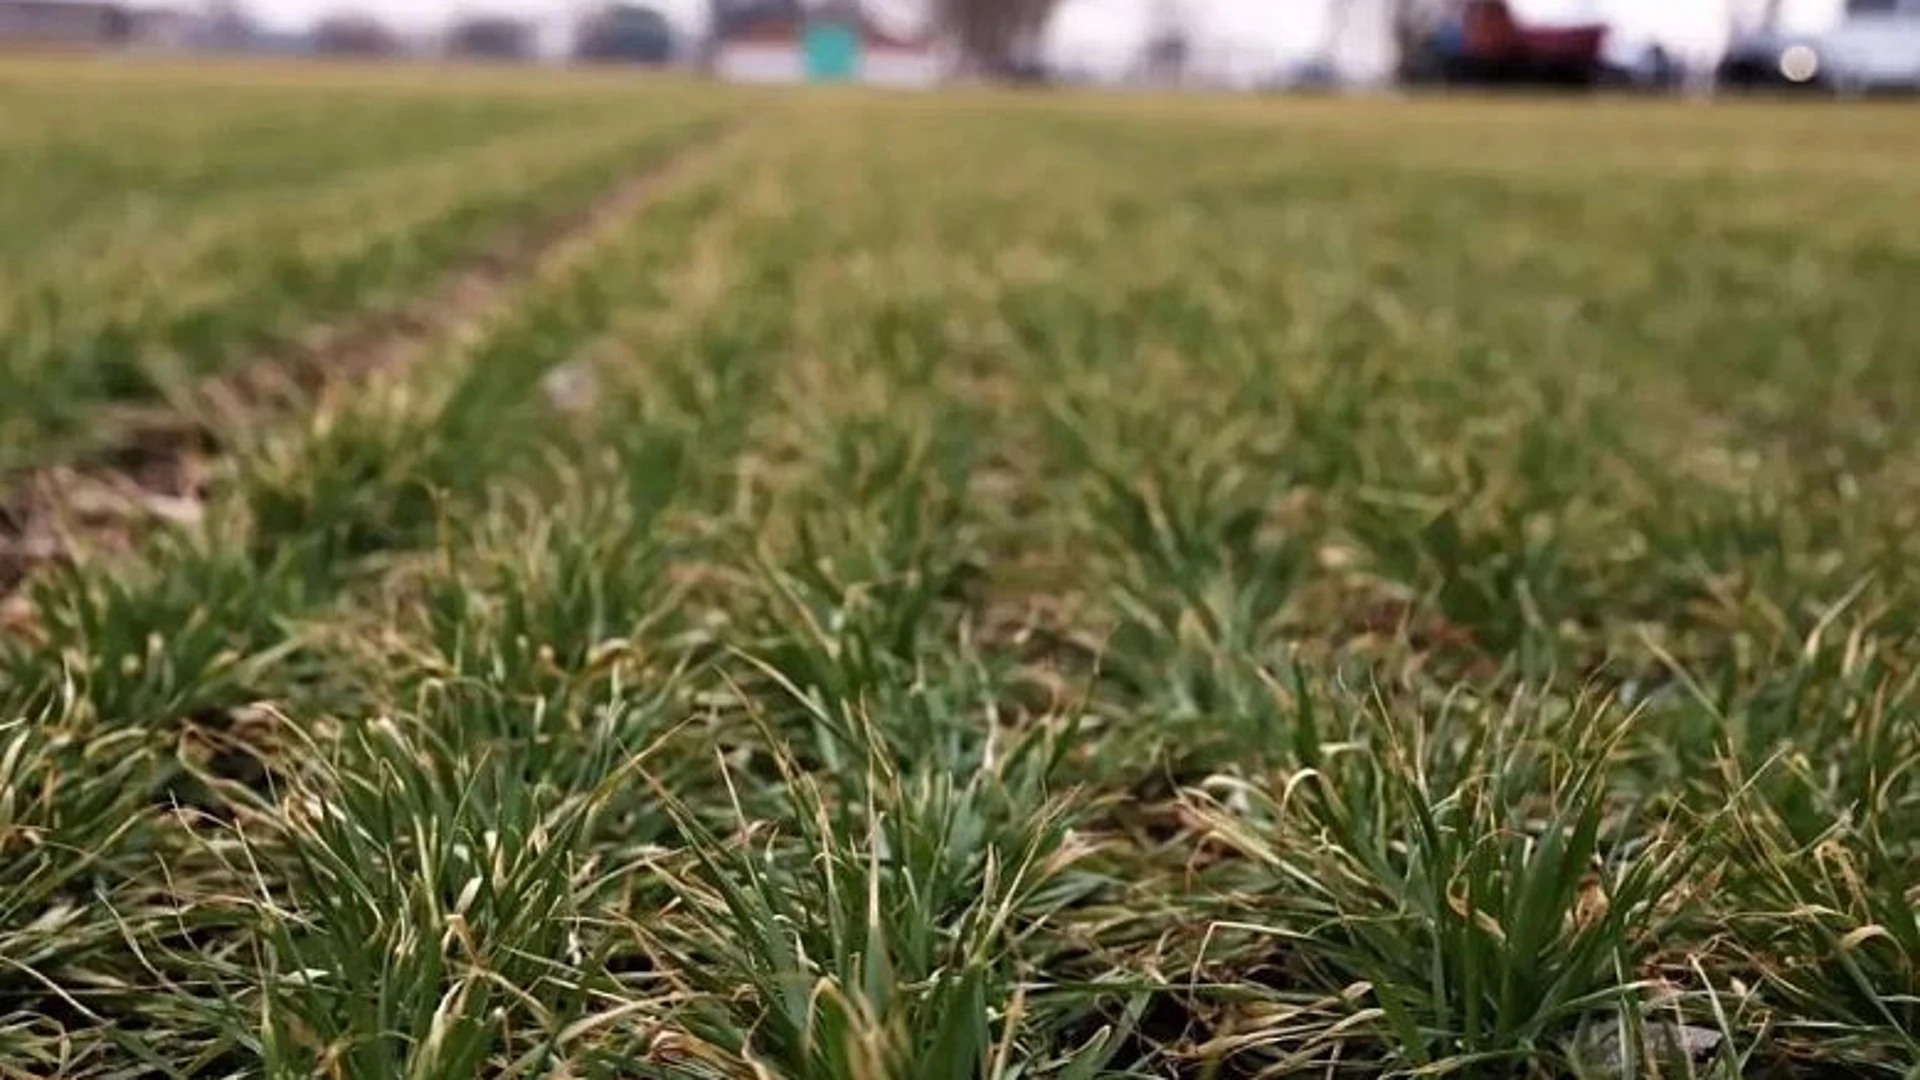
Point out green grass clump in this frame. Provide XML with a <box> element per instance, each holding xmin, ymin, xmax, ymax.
<box><xmin>1</xmin><ymin>64</ymin><xmax>1918</xmax><ymax>1077</ymax></box>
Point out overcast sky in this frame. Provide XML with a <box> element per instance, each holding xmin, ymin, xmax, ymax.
<box><xmin>246</xmin><ymin>0</ymin><xmax>1848</xmax><ymax>70</ymax></box>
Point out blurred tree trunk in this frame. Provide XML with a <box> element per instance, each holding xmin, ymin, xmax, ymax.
<box><xmin>933</xmin><ymin>0</ymin><xmax>1059</xmax><ymax>77</ymax></box>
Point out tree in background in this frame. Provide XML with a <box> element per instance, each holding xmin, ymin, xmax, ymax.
<box><xmin>198</xmin><ymin>0</ymin><xmax>257</xmax><ymax>48</ymax></box>
<box><xmin>312</xmin><ymin>11</ymin><xmax>405</xmax><ymax>56</ymax></box>
<box><xmin>446</xmin><ymin>14</ymin><xmax>536</xmax><ymax>60</ymax></box>
<box><xmin>1138</xmin><ymin>0</ymin><xmax>1189</xmax><ymax>86</ymax></box>
<box><xmin>929</xmin><ymin>0</ymin><xmax>1059</xmax><ymax>78</ymax></box>
<box><xmin>574</xmin><ymin>3</ymin><xmax>674</xmax><ymax>64</ymax></box>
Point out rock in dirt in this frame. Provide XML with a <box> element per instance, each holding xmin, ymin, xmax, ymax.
<box><xmin>1579</xmin><ymin>1021</ymin><xmax>1723</xmax><ymax>1076</ymax></box>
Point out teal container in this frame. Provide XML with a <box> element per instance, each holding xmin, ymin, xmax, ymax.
<box><xmin>802</xmin><ymin>21</ymin><xmax>860</xmax><ymax>82</ymax></box>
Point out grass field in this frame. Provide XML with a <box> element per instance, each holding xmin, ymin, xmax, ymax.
<box><xmin>1</xmin><ymin>60</ymin><xmax>1918</xmax><ymax>1078</ymax></box>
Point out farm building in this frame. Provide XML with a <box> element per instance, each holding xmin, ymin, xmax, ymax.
<box><xmin>710</xmin><ymin>0</ymin><xmax>946</xmax><ymax>88</ymax></box>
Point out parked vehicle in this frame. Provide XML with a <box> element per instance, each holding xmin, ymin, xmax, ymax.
<box><xmin>1398</xmin><ymin>0</ymin><xmax>1608</xmax><ymax>87</ymax></box>
<box><xmin>1720</xmin><ymin>0</ymin><xmax>1920</xmax><ymax>93</ymax></box>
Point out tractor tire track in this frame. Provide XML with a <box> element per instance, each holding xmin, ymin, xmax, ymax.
<box><xmin>0</xmin><ymin>121</ymin><xmax>735</xmax><ymax>606</ymax></box>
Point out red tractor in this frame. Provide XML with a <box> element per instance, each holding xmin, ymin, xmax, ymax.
<box><xmin>1398</xmin><ymin>0</ymin><xmax>1609</xmax><ymax>87</ymax></box>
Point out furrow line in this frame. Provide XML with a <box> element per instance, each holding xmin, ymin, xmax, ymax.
<box><xmin>0</xmin><ymin>120</ymin><xmax>736</xmax><ymax>603</ymax></box>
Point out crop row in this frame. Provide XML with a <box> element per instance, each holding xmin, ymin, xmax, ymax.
<box><xmin>1</xmin><ymin>81</ymin><xmax>1917</xmax><ymax>1076</ymax></box>
<box><xmin>0</xmin><ymin>70</ymin><xmax>728</xmax><ymax>470</ymax></box>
